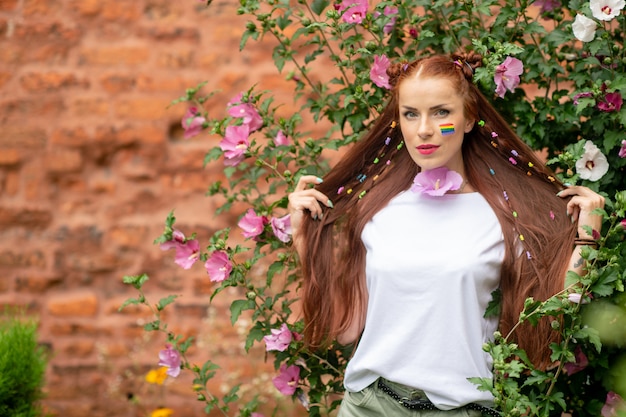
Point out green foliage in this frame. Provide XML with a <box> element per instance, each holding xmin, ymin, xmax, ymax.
<box><xmin>0</xmin><ymin>314</ymin><xmax>48</xmax><ymax>417</ymax></box>
<box><xmin>121</xmin><ymin>0</ymin><xmax>626</xmax><ymax>415</ymax></box>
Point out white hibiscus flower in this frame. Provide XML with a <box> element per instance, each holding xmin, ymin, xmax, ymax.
<box><xmin>575</xmin><ymin>140</ymin><xmax>609</xmax><ymax>181</ymax></box>
<box><xmin>590</xmin><ymin>0</ymin><xmax>626</xmax><ymax>21</ymax></box>
<box><xmin>572</xmin><ymin>14</ymin><xmax>597</xmax><ymax>42</ymax></box>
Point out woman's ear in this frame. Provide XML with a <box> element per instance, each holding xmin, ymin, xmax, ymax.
<box><xmin>464</xmin><ymin>119</ymin><xmax>475</xmax><ymax>133</ymax></box>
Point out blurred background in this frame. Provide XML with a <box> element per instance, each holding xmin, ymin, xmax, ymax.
<box><xmin>0</xmin><ymin>0</ymin><xmax>310</xmax><ymax>415</ymax></box>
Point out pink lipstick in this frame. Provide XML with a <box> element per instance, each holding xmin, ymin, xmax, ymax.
<box><xmin>416</xmin><ymin>144</ymin><xmax>439</xmax><ymax>155</ymax></box>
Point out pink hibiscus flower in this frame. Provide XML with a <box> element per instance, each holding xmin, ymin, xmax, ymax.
<box><xmin>375</xmin><ymin>5</ymin><xmax>398</xmax><ymax>34</ymax></box>
<box><xmin>263</xmin><ymin>323</ymin><xmax>293</xmax><ymax>352</ymax></box>
<box><xmin>602</xmin><ymin>391</ymin><xmax>625</xmax><ymax>417</ymax></box>
<box><xmin>274</xmin><ymin>130</ymin><xmax>290</xmax><ymax>146</ymax></box>
<box><xmin>181</xmin><ymin>107</ymin><xmax>206</xmax><ymax>139</ymax></box>
<box><xmin>158</xmin><ymin>344</ymin><xmax>182</xmax><ymax>378</ymax></box>
<box><xmin>272</xmin><ymin>364</ymin><xmax>300</xmax><ymax>395</ymax></box>
<box><xmin>341</xmin><ymin>0</ymin><xmax>368</xmax><ymax>24</ymax></box>
<box><xmin>494</xmin><ymin>56</ymin><xmax>524</xmax><ymax>98</ymax></box>
<box><xmin>370</xmin><ymin>54</ymin><xmax>391</xmax><ymax>89</ymax></box>
<box><xmin>598</xmin><ymin>91</ymin><xmax>623</xmax><ymax>112</ymax></box>
<box><xmin>563</xmin><ymin>346</ymin><xmax>589</xmax><ymax>375</ymax></box>
<box><xmin>228</xmin><ymin>102</ymin><xmax>263</xmax><ymax>131</ymax></box>
<box><xmin>270</xmin><ymin>214</ymin><xmax>292</xmax><ymax>243</ymax></box>
<box><xmin>619</xmin><ymin>140</ymin><xmax>626</xmax><ymax>158</ymax></box>
<box><xmin>159</xmin><ymin>230</ymin><xmax>200</xmax><ymax>270</ymax></box>
<box><xmin>219</xmin><ymin>124</ymin><xmax>250</xmax><ymax>166</ymax></box>
<box><xmin>533</xmin><ymin>0</ymin><xmax>561</xmax><ymax>13</ymax></box>
<box><xmin>238</xmin><ymin>209</ymin><xmax>267</xmax><ymax>239</ymax></box>
<box><xmin>204</xmin><ymin>250</ymin><xmax>232</xmax><ymax>283</ymax></box>
<box><xmin>410</xmin><ymin>167</ymin><xmax>464</xmax><ymax>196</ymax></box>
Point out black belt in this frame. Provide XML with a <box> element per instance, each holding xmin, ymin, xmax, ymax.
<box><xmin>377</xmin><ymin>378</ymin><xmax>501</xmax><ymax>417</ymax></box>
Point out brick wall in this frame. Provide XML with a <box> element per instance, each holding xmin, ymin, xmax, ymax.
<box><xmin>0</xmin><ymin>0</ymin><xmax>312</xmax><ymax>415</ymax></box>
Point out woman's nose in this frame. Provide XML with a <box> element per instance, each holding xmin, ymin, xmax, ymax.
<box><xmin>417</xmin><ymin>118</ymin><xmax>434</xmax><ymax>138</ymax></box>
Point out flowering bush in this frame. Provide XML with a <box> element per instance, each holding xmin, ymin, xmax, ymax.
<box><xmin>122</xmin><ymin>0</ymin><xmax>626</xmax><ymax>416</ymax></box>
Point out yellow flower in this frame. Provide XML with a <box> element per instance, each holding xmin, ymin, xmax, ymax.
<box><xmin>145</xmin><ymin>367</ymin><xmax>168</xmax><ymax>385</ymax></box>
<box><xmin>150</xmin><ymin>408</ymin><xmax>173</xmax><ymax>417</ymax></box>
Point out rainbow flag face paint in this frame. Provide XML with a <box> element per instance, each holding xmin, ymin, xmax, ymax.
<box><xmin>439</xmin><ymin>123</ymin><xmax>455</xmax><ymax>135</ymax></box>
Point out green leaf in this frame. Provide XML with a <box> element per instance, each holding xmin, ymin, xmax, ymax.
<box><xmin>156</xmin><ymin>295</ymin><xmax>178</xmax><ymax>311</ymax></box>
<box><xmin>311</xmin><ymin>0</ymin><xmax>329</xmax><ymax>15</ymax></box>
<box><xmin>229</xmin><ymin>299</ymin><xmax>256</xmax><ymax>325</ymax></box>
<box><xmin>122</xmin><ymin>273</ymin><xmax>149</xmax><ymax>290</ymax></box>
<box><xmin>118</xmin><ymin>297</ymin><xmax>142</xmax><ymax>311</ymax></box>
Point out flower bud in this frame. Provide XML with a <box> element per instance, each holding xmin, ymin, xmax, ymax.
<box><xmin>246</xmin><ymin>291</ymin><xmax>256</xmax><ymax>300</ymax></box>
<box><xmin>283</xmin><ymin>169</ymin><xmax>292</xmax><ymax>178</ymax></box>
<box><xmin>551</xmin><ymin>320</ymin><xmax>560</xmax><ymax>329</ymax></box>
<box><xmin>246</xmin><ymin>22</ymin><xmax>257</xmax><ymax>32</ymax></box>
<box><xmin>365</xmin><ymin>41</ymin><xmax>377</xmax><ymax>51</ymax></box>
<box><xmin>603</xmin><ymin>57</ymin><xmax>612</xmax><ymax>65</ymax></box>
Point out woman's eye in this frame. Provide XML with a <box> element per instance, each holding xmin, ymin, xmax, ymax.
<box><xmin>435</xmin><ymin>109</ymin><xmax>450</xmax><ymax>117</ymax></box>
<box><xmin>403</xmin><ymin>111</ymin><xmax>417</xmax><ymax>119</ymax></box>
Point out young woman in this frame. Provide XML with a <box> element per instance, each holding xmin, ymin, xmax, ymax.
<box><xmin>288</xmin><ymin>52</ymin><xmax>604</xmax><ymax>416</ymax></box>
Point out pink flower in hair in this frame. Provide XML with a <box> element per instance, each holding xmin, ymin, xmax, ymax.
<box><xmin>411</xmin><ymin>167</ymin><xmax>464</xmax><ymax>197</ymax></box>
<box><xmin>370</xmin><ymin>54</ymin><xmax>391</xmax><ymax>89</ymax></box>
<box><xmin>238</xmin><ymin>209</ymin><xmax>268</xmax><ymax>239</ymax></box>
<box><xmin>494</xmin><ymin>56</ymin><xmax>523</xmax><ymax>98</ymax></box>
<box><xmin>619</xmin><ymin>140</ymin><xmax>626</xmax><ymax>158</ymax></box>
<box><xmin>272</xmin><ymin>364</ymin><xmax>300</xmax><ymax>395</ymax></box>
<box><xmin>340</xmin><ymin>0</ymin><xmax>368</xmax><ymax>24</ymax></box>
<box><xmin>181</xmin><ymin>107</ymin><xmax>206</xmax><ymax>139</ymax></box>
<box><xmin>220</xmin><ymin>124</ymin><xmax>250</xmax><ymax>166</ymax></box>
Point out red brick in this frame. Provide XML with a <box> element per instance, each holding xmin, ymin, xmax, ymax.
<box><xmin>69</xmin><ymin>97</ymin><xmax>110</xmax><ymax>117</ymax></box>
<box><xmin>106</xmin><ymin>225</ymin><xmax>149</xmax><ymax>249</ymax></box>
<box><xmin>0</xmin><ymin>97</ymin><xmax>66</xmax><ymax>121</ymax></box>
<box><xmin>136</xmin><ymin>74</ymin><xmax>195</xmax><ymax>92</ymax></box>
<box><xmin>0</xmin><ymin>0</ymin><xmax>18</xmax><ymax>11</ymax></box>
<box><xmin>78</xmin><ymin>46</ymin><xmax>151</xmax><ymax>66</ymax></box>
<box><xmin>14</xmin><ymin>21</ymin><xmax>82</xmax><ymax>43</ymax></box>
<box><xmin>0</xmin><ymin>126</ymin><xmax>47</xmax><ymax>148</ymax></box>
<box><xmin>0</xmin><ymin>207</ymin><xmax>52</xmax><ymax>229</ymax></box>
<box><xmin>100</xmin><ymin>2</ymin><xmax>141</xmax><ymax>21</ymax></box>
<box><xmin>20</xmin><ymin>71</ymin><xmax>90</xmax><ymax>92</ymax></box>
<box><xmin>2</xmin><ymin>171</ymin><xmax>20</xmax><ymax>195</ymax></box>
<box><xmin>0</xmin><ymin>148</ymin><xmax>22</xmax><ymax>166</ymax></box>
<box><xmin>100</xmin><ymin>74</ymin><xmax>136</xmax><ymax>94</ymax></box>
<box><xmin>47</xmin><ymin>291</ymin><xmax>99</xmax><ymax>317</ymax></box>
<box><xmin>138</xmin><ymin>26</ymin><xmax>200</xmax><ymax>42</ymax></box>
<box><xmin>69</xmin><ymin>0</ymin><xmax>101</xmax><ymax>16</ymax></box>
<box><xmin>49</xmin><ymin>322</ymin><xmax>104</xmax><ymax>337</ymax></box>
<box><xmin>144</xmin><ymin>0</ymin><xmax>184</xmax><ymax>21</ymax></box>
<box><xmin>115</xmin><ymin>98</ymin><xmax>170</xmax><ymax>120</ymax></box>
<box><xmin>45</xmin><ymin>148</ymin><xmax>83</xmax><ymax>174</ymax></box>
<box><xmin>23</xmin><ymin>0</ymin><xmax>61</xmax><ymax>16</ymax></box>
<box><xmin>0</xmin><ymin>71</ymin><xmax>12</xmax><ymax>89</ymax></box>
<box><xmin>15</xmin><ymin>274</ymin><xmax>63</xmax><ymax>293</ymax></box>
<box><xmin>50</xmin><ymin>127</ymin><xmax>91</xmax><ymax>147</ymax></box>
<box><xmin>156</xmin><ymin>49</ymin><xmax>193</xmax><ymax>69</ymax></box>
<box><xmin>59</xmin><ymin>339</ymin><xmax>95</xmax><ymax>357</ymax></box>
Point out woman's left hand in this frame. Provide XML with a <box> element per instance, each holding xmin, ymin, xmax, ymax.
<box><xmin>558</xmin><ymin>185</ymin><xmax>605</xmax><ymax>238</ymax></box>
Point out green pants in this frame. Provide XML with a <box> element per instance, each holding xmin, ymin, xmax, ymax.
<box><xmin>338</xmin><ymin>379</ymin><xmax>484</xmax><ymax>417</ymax></box>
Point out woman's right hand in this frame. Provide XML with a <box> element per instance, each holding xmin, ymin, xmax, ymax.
<box><xmin>288</xmin><ymin>175</ymin><xmax>333</xmax><ymax>236</ymax></box>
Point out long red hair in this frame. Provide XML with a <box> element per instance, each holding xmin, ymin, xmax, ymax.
<box><xmin>299</xmin><ymin>53</ymin><xmax>577</xmax><ymax>368</ymax></box>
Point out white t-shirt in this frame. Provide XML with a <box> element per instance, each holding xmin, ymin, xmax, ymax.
<box><xmin>343</xmin><ymin>190</ymin><xmax>505</xmax><ymax>409</ymax></box>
